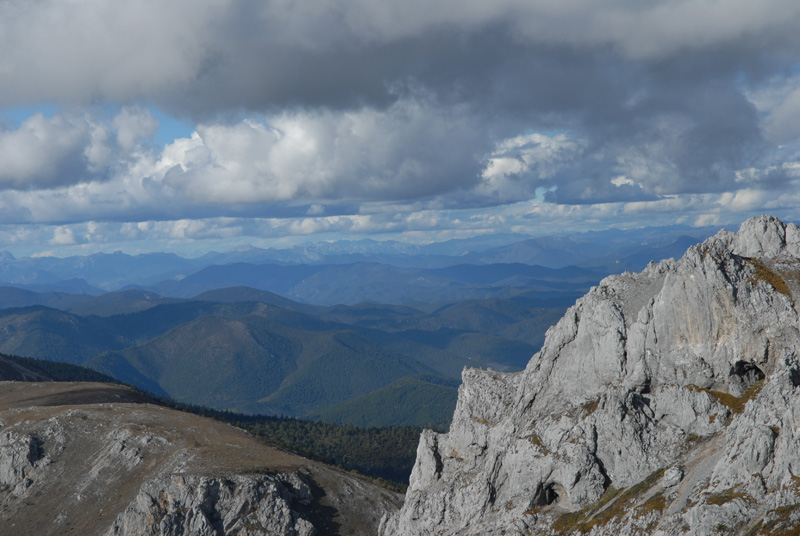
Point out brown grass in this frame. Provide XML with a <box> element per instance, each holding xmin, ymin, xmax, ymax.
<box><xmin>581</xmin><ymin>398</ymin><xmax>601</xmax><ymax>415</ymax></box>
<box><xmin>687</xmin><ymin>379</ymin><xmax>764</xmax><ymax>415</ymax></box>
<box><xmin>745</xmin><ymin>258</ymin><xmax>791</xmax><ymax>297</ymax></box>
<box><xmin>551</xmin><ymin>469</ymin><xmax>666</xmax><ymax>534</ymax></box>
<box><xmin>634</xmin><ymin>492</ymin><xmax>666</xmax><ymax>516</ymax></box>
<box><xmin>706</xmin><ymin>484</ymin><xmax>752</xmax><ymax>506</ymax></box>
<box><xmin>755</xmin><ymin>504</ymin><xmax>800</xmax><ymax>535</ymax></box>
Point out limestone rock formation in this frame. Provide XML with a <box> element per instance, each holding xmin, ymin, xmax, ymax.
<box><xmin>105</xmin><ymin>474</ymin><xmax>317</xmax><ymax>536</ymax></box>
<box><xmin>382</xmin><ymin>215</ymin><xmax>800</xmax><ymax>535</ymax></box>
<box><xmin>0</xmin><ymin>382</ymin><xmax>400</xmax><ymax>535</ymax></box>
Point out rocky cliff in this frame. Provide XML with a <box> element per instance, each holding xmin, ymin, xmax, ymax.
<box><xmin>382</xmin><ymin>215</ymin><xmax>800</xmax><ymax>535</ymax></box>
<box><xmin>0</xmin><ymin>381</ymin><xmax>400</xmax><ymax>535</ymax></box>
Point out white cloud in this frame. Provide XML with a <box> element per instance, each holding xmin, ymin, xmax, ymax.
<box><xmin>158</xmin><ymin>99</ymin><xmax>483</xmax><ymax>205</ymax></box>
<box><xmin>717</xmin><ymin>189</ymin><xmax>769</xmax><ymax>211</ymax></box>
<box><xmin>0</xmin><ymin>113</ymin><xmax>91</xmax><ymax>188</ymax></box>
<box><xmin>0</xmin><ymin>0</ymin><xmax>799</xmax><ymax>251</ymax></box>
<box><xmin>479</xmin><ymin>133</ymin><xmax>582</xmax><ymax>200</ymax></box>
<box><xmin>0</xmin><ymin>108</ymin><xmax>164</xmax><ymax>192</ymax></box>
<box><xmin>610</xmin><ymin>176</ymin><xmax>635</xmax><ymax>187</ymax></box>
<box><xmin>49</xmin><ymin>225</ymin><xmax>76</xmax><ymax>245</ymax></box>
<box><xmin>83</xmin><ymin>119</ymin><xmax>112</xmax><ymax>171</ymax></box>
<box><xmin>694</xmin><ymin>214</ymin><xmax>720</xmax><ymax>227</ymax></box>
<box><xmin>746</xmin><ymin>75</ymin><xmax>800</xmax><ymax>146</ymax></box>
<box><xmin>0</xmin><ymin>183</ymin><xmax>798</xmax><ymax>258</ymax></box>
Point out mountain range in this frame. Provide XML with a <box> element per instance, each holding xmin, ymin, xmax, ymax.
<box><xmin>0</xmin><ymin>224</ymin><xmax>715</xmax><ymax>300</ymax></box>
<box><xmin>0</xmin><ymin>285</ymin><xmax>565</xmax><ymax>428</ymax></box>
<box><xmin>0</xmin><ymin>223</ymin><xmax>743</xmax><ymax>430</ymax></box>
<box><xmin>5</xmin><ymin>216</ymin><xmax>800</xmax><ymax>535</ymax></box>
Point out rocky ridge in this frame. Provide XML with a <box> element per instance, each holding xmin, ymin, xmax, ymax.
<box><xmin>382</xmin><ymin>215</ymin><xmax>800</xmax><ymax>535</ymax></box>
<box><xmin>0</xmin><ymin>382</ymin><xmax>400</xmax><ymax>535</ymax></box>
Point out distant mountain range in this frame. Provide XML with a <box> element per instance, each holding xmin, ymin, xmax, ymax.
<box><xmin>130</xmin><ymin>261</ymin><xmax>604</xmax><ymax>304</ymax></box>
<box><xmin>0</xmin><ymin>225</ymin><xmax>717</xmax><ymax>299</ymax></box>
<box><xmin>0</xmin><ymin>226</ymin><xmax>723</xmax><ymax>428</ymax></box>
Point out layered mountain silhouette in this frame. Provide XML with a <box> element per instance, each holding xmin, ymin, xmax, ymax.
<box><xmin>0</xmin><ymin>289</ymin><xmax>565</xmax><ymax>428</ymax></box>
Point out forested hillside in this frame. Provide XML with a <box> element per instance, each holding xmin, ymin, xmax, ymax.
<box><xmin>0</xmin><ymin>288</ymin><xmax>567</xmax><ymax>427</ymax></box>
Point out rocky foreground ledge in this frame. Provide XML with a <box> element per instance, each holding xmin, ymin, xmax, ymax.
<box><xmin>0</xmin><ymin>381</ymin><xmax>400</xmax><ymax>535</ymax></box>
<box><xmin>382</xmin><ymin>215</ymin><xmax>800</xmax><ymax>536</ymax></box>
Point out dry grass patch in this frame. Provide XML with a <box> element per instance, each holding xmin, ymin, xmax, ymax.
<box><xmin>551</xmin><ymin>469</ymin><xmax>666</xmax><ymax>534</ymax></box>
<box><xmin>706</xmin><ymin>484</ymin><xmax>752</xmax><ymax>506</ymax></box>
<box><xmin>755</xmin><ymin>504</ymin><xmax>800</xmax><ymax>535</ymax></box>
<box><xmin>744</xmin><ymin>258</ymin><xmax>791</xmax><ymax>297</ymax></box>
<box><xmin>687</xmin><ymin>380</ymin><xmax>764</xmax><ymax>416</ymax></box>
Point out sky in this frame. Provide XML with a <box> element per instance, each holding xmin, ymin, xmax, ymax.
<box><xmin>1</xmin><ymin>0</ymin><xmax>800</xmax><ymax>257</ymax></box>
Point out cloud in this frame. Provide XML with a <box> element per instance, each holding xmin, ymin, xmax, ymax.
<box><xmin>0</xmin><ymin>2</ymin><xmax>793</xmax><ymax>204</ymax></box>
<box><xmin>49</xmin><ymin>225</ymin><xmax>77</xmax><ymax>245</ymax></box>
<box><xmin>479</xmin><ymin>133</ymin><xmax>584</xmax><ymax>201</ymax></box>
<box><xmin>0</xmin><ymin>102</ymin><xmax>791</xmax><ymax>232</ymax></box>
<box><xmin>0</xmin><ymin>113</ymin><xmax>94</xmax><ymax>189</ymax></box>
<box><xmin>3</xmin><ymin>2</ymin><xmax>800</xmax><ymax>105</ymax></box>
<box><xmin>3</xmin><ymin>182</ymin><xmax>800</xmax><ymax>258</ymax></box>
<box><xmin>158</xmin><ymin>98</ymin><xmax>484</xmax><ymax>205</ymax></box>
<box><xmin>0</xmin><ymin>0</ymin><xmax>799</xmax><ymax>253</ymax></box>
<box><xmin>0</xmin><ymin>0</ymin><xmax>212</xmax><ymax>106</ymax></box>
<box><xmin>0</xmin><ymin>106</ymin><xmax>161</xmax><ymax>191</ymax></box>
<box><xmin>112</xmin><ymin>107</ymin><xmax>158</xmax><ymax>151</ymax></box>
<box><xmin>610</xmin><ymin>176</ymin><xmax>635</xmax><ymax>187</ymax></box>
<box><xmin>1</xmin><ymin>0</ymin><xmax>798</xmax><ymax>117</ymax></box>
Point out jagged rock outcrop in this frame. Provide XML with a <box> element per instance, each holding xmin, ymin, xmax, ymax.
<box><xmin>0</xmin><ymin>431</ymin><xmax>47</xmax><ymax>497</ymax></box>
<box><xmin>382</xmin><ymin>215</ymin><xmax>800</xmax><ymax>535</ymax></box>
<box><xmin>105</xmin><ymin>473</ymin><xmax>317</xmax><ymax>536</ymax></box>
<box><xmin>0</xmin><ymin>382</ymin><xmax>400</xmax><ymax>535</ymax></box>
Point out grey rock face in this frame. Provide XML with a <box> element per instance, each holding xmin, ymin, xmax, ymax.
<box><xmin>0</xmin><ymin>431</ymin><xmax>46</xmax><ymax>496</ymax></box>
<box><xmin>105</xmin><ymin>473</ymin><xmax>317</xmax><ymax>536</ymax></box>
<box><xmin>383</xmin><ymin>215</ymin><xmax>800</xmax><ymax>535</ymax></box>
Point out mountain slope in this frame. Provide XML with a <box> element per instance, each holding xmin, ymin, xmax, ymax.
<box><xmin>312</xmin><ymin>374</ymin><xmax>459</xmax><ymax>429</ymax></box>
<box><xmin>88</xmin><ymin>313</ymin><xmax>438</xmax><ymax>416</ymax></box>
<box><xmin>0</xmin><ymin>290</ymin><xmax>568</xmax><ymax>426</ymax></box>
<box><xmin>254</xmin><ymin>330</ymin><xmax>437</xmax><ymax>416</ymax></box>
<box><xmin>0</xmin><ymin>353</ymin><xmax>52</xmax><ymax>381</ymax></box>
<box><xmin>0</xmin><ymin>306</ymin><xmax>129</xmax><ymax>364</ymax></box>
<box><xmin>0</xmin><ymin>381</ymin><xmax>400</xmax><ymax>535</ymax></box>
<box><xmin>383</xmin><ymin>215</ymin><xmax>800</xmax><ymax>536</ymax></box>
<box><xmin>92</xmin><ymin>314</ymin><xmax>301</xmax><ymax>408</ymax></box>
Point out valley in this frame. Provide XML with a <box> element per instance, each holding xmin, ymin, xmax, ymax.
<box><xmin>0</xmin><ymin>228</ymin><xmax>707</xmax><ymax>431</ymax></box>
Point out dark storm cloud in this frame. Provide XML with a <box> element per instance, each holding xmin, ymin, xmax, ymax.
<box><xmin>0</xmin><ymin>0</ymin><xmax>800</xmax><ymax>229</ymax></box>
